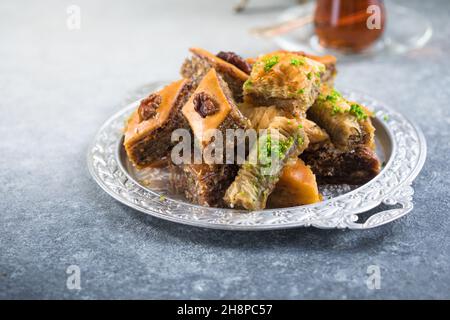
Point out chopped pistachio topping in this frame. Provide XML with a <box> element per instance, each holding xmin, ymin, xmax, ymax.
<box><xmin>263</xmin><ymin>55</ymin><xmax>279</xmax><ymax>72</ymax></box>
<box><xmin>278</xmin><ymin>136</ymin><xmax>294</xmax><ymax>156</ymax></box>
<box><xmin>243</xmin><ymin>79</ymin><xmax>252</xmax><ymax>90</ymax></box>
<box><xmin>290</xmin><ymin>58</ymin><xmax>305</xmax><ymax>66</ymax></box>
<box><xmin>306</xmin><ymin>72</ymin><xmax>312</xmax><ymax>80</ymax></box>
<box><xmin>317</xmin><ymin>89</ymin><xmax>368</xmax><ymax>119</ymax></box>
<box><xmin>258</xmin><ymin>134</ymin><xmax>272</xmax><ymax>166</ymax></box>
<box><xmin>331</xmin><ymin>105</ymin><xmax>344</xmax><ymax>115</ymax></box>
<box><xmin>325</xmin><ymin>89</ymin><xmax>342</xmax><ymax>103</ymax></box>
<box><xmin>258</xmin><ymin>133</ymin><xmax>295</xmax><ymax>167</ymax></box>
<box><xmin>316</xmin><ymin>93</ymin><xmax>327</xmax><ymax>103</ymax></box>
<box><xmin>383</xmin><ymin>114</ymin><xmax>389</xmax><ymax>121</ymax></box>
<box><xmin>297</xmin><ymin>88</ymin><xmax>305</xmax><ymax>95</ymax></box>
<box><xmin>297</xmin><ymin>135</ymin><xmax>305</xmax><ymax>146</ymax></box>
<box><xmin>349</xmin><ymin>103</ymin><xmax>368</xmax><ymax>120</ymax></box>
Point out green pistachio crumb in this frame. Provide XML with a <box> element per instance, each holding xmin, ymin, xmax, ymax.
<box><xmin>317</xmin><ymin>93</ymin><xmax>327</xmax><ymax>103</ymax></box>
<box><xmin>290</xmin><ymin>58</ymin><xmax>300</xmax><ymax>66</ymax></box>
<box><xmin>325</xmin><ymin>89</ymin><xmax>342</xmax><ymax>103</ymax></box>
<box><xmin>243</xmin><ymin>79</ymin><xmax>252</xmax><ymax>90</ymax></box>
<box><xmin>290</xmin><ymin>58</ymin><xmax>305</xmax><ymax>66</ymax></box>
<box><xmin>349</xmin><ymin>103</ymin><xmax>368</xmax><ymax>121</ymax></box>
<box><xmin>263</xmin><ymin>56</ymin><xmax>279</xmax><ymax>72</ymax></box>
<box><xmin>331</xmin><ymin>105</ymin><xmax>343</xmax><ymax>115</ymax></box>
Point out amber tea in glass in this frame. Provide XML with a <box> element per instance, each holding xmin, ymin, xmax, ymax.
<box><xmin>314</xmin><ymin>0</ymin><xmax>386</xmax><ymax>53</ymax></box>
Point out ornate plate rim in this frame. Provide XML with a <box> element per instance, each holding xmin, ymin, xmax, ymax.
<box><xmin>87</xmin><ymin>88</ymin><xmax>426</xmax><ymax>230</ymax></box>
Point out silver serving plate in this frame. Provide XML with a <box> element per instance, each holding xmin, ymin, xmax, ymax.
<box><xmin>87</xmin><ymin>84</ymin><xmax>426</xmax><ymax>230</ymax></box>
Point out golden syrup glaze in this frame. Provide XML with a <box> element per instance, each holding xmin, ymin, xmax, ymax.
<box><xmin>190</xmin><ymin>47</ymin><xmax>249</xmax><ymax>82</ymax></box>
<box><xmin>124</xmin><ymin>79</ymin><xmax>188</xmax><ymax>146</ymax></box>
<box><xmin>182</xmin><ymin>69</ymin><xmax>233</xmax><ymax>146</ymax></box>
<box><xmin>244</xmin><ymin>51</ymin><xmax>325</xmax><ymax>100</ymax></box>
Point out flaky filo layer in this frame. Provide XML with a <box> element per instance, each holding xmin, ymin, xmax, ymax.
<box><xmin>223</xmin><ymin>116</ymin><xmax>309</xmax><ymax>210</ymax></box>
<box><xmin>307</xmin><ymin>85</ymin><xmax>375</xmax><ymax>151</ymax></box>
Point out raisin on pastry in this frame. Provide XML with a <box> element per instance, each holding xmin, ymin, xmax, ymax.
<box><xmin>182</xmin><ymin>68</ymin><xmax>250</xmax><ymax>150</ymax></box>
<box><xmin>168</xmin><ymin>68</ymin><xmax>250</xmax><ymax>207</ymax></box>
<box><xmin>123</xmin><ymin>79</ymin><xmax>193</xmax><ymax>168</ymax></box>
<box><xmin>181</xmin><ymin>47</ymin><xmax>250</xmax><ymax>102</ymax></box>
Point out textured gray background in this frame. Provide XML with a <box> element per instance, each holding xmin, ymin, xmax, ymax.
<box><xmin>0</xmin><ymin>0</ymin><xmax>449</xmax><ymax>299</ymax></box>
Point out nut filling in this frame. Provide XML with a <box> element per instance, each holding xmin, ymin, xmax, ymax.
<box><xmin>138</xmin><ymin>93</ymin><xmax>162</xmax><ymax>121</ymax></box>
<box><xmin>193</xmin><ymin>92</ymin><xmax>220</xmax><ymax>118</ymax></box>
<box><xmin>216</xmin><ymin>51</ymin><xmax>252</xmax><ymax>74</ymax></box>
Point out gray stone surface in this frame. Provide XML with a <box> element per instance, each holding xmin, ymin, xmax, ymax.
<box><xmin>0</xmin><ymin>0</ymin><xmax>449</xmax><ymax>299</ymax></box>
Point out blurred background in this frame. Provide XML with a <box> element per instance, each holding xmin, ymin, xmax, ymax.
<box><xmin>1</xmin><ymin>0</ymin><xmax>449</xmax><ymax>299</ymax></box>
<box><xmin>0</xmin><ymin>0</ymin><xmax>442</xmax><ymax>123</ymax></box>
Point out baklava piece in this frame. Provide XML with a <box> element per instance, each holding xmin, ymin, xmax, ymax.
<box><xmin>169</xmin><ymin>161</ymin><xmax>239</xmax><ymax>207</ymax></box>
<box><xmin>307</xmin><ymin>86</ymin><xmax>375</xmax><ymax>151</ymax></box>
<box><xmin>301</xmin><ymin>144</ymin><xmax>380</xmax><ymax>185</ymax></box>
<box><xmin>124</xmin><ymin>79</ymin><xmax>193</xmax><ymax>168</ymax></box>
<box><xmin>246</xmin><ymin>51</ymin><xmax>337</xmax><ymax>87</ymax></box>
<box><xmin>303</xmin><ymin>87</ymin><xmax>381</xmax><ymax>184</ymax></box>
<box><xmin>181</xmin><ymin>47</ymin><xmax>250</xmax><ymax>102</ymax></box>
<box><xmin>268</xmin><ymin>158</ymin><xmax>321</xmax><ymax>208</ymax></box>
<box><xmin>224</xmin><ymin>117</ymin><xmax>309</xmax><ymax>210</ymax></box>
<box><xmin>182</xmin><ymin>68</ymin><xmax>250</xmax><ymax>151</ymax></box>
<box><xmin>243</xmin><ymin>51</ymin><xmax>326</xmax><ymax>117</ymax></box>
<box><xmin>238</xmin><ymin>105</ymin><xmax>322</xmax><ymax>207</ymax></box>
<box><xmin>169</xmin><ymin>68</ymin><xmax>250</xmax><ymax>207</ymax></box>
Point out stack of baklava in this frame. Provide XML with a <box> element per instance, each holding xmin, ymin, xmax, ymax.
<box><xmin>124</xmin><ymin>48</ymin><xmax>380</xmax><ymax>210</ymax></box>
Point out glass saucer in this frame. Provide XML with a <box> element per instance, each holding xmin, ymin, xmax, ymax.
<box><xmin>272</xmin><ymin>2</ymin><xmax>432</xmax><ymax>60</ymax></box>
